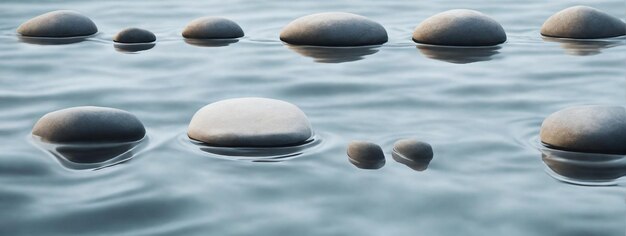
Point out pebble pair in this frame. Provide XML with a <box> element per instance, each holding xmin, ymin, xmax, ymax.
<box><xmin>347</xmin><ymin>140</ymin><xmax>433</xmax><ymax>170</ymax></box>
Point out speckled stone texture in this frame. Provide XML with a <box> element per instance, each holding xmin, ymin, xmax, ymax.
<box><xmin>541</xmin><ymin>6</ymin><xmax>626</xmax><ymax>39</ymax></box>
<box><xmin>17</xmin><ymin>10</ymin><xmax>98</xmax><ymax>37</ymax></box>
<box><xmin>412</xmin><ymin>9</ymin><xmax>506</xmax><ymax>46</ymax></box>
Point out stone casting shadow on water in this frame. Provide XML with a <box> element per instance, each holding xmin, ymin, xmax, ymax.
<box><xmin>184</xmin><ymin>38</ymin><xmax>239</xmax><ymax>47</ymax></box>
<box><xmin>542</xmin><ymin>37</ymin><xmax>624</xmax><ymax>56</ymax></box>
<box><xmin>18</xmin><ymin>36</ymin><xmax>88</xmax><ymax>45</ymax></box>
<box><xmin>286</xmin><ymin>45</ymin><xmax>380</xmax><ymax>63</ymax></box>
<box><xmin>189</xmin><ymin>136</ymin><xmax>322</xmax><ymax>162</ymax></box>
<box><xmin>539</xmin><ymin>146</ymin><xmax>626</xmax><ymax>186</ymax></box>
<box><xmin>114</xmin><ymin>43</ymin><xmax>156</xmax><ymax>53</ymax></box>
<box><xmin>417</xmin><ymin>45</ymin><xmax>501</xmax><ymax>64</ymax></box>
<box><xmin>33</xmin><ymin>136</ymin><xmax>147</xmax><ymax>170</ymax></box>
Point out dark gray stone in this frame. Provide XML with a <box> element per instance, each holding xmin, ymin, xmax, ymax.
<box><xmin>280</xmin><ymin>12</ymin><xmax>388</xmax><ymax>46</ymax></box>
<box><xmin>392</xmin><ymin>139</ymin><xmax>433</xmax><ymax>171</ymax></box>
<box><xmin>32</xmin><ymin>106</ymin><xmax>146</xmax><ymax>143</ymax></box>
<box><xmin>182</xmin><ymin>17</ymin><xmax>244</xmax><ymax>39</ymax></box>
<box><xmin>17</xmin><ymin>10</ymin><xmax>98</xmax><ymax>37</ymax></box>
<box><xmin>188</xmin><ymin>98</ymin><xmax>313</xmax><ymax>147</ymax></box>
<box><xmin>540</xmin><ymin>105</ymin><xmax>626</xmax><ymax>154</ymax></box>
<box><xmin>412</xmin><ymin>9</ymin><xmax>506</xmax><ymax>46</ymax></box>
<box><xmin>113</xmin><ymin>28</ymin><xmax>156</xmax><ymax>43</ymax></box>
<box><xmin>541</xmin><ymin>6</ymin><xmax>626</xmax><ymax>39</ymax></box>
<box><xmin>347</xmin><ymin>141</ymin><xmax>385</xmax><ymax>169</ymax></box>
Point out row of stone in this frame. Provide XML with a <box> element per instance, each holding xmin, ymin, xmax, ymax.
<box><xmin>32</xmin><ymin>97</ymin><xmax>626</xmax><ymax>161</ymax></box>
<box><xmin>18</xmin><ymin>6</ymin><xmax>626</xmax><ymax>47</ymax></box>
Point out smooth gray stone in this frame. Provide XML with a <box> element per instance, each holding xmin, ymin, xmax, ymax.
<box><xmin>32</xmin><ymin>106</ymin><xmax>146</xmax><ymax>143</ymax></box>
<box><xmin>188</xmin><ymin>98</ymin><xmax>313</xmax><ymax>147</ymax></box>
<box><xmin>347</xmin><ymin>141</ymin><xmax>385</xmax><ymax>169</ymax></box>
<box><xmin>540</xmin><ymin>105</ymin><xmax>626</xmax><ymax>154</ymax></box>
<box><xmin>541</xmin><ymin>6</ymin><xmax>626</xmax><ymax>39</ymax></box>
<box><xmin>17</xmin><ymin>10</ymin><xmax>98</xmax><ymax>37</ymax></box>
<box><xmin>412</xmin><ymin>9</ymin><xmax>506</xmax><ymax>46</ymax></box>
<box><xmin>182</xmin><ymin>17</ymin><xmax>244</xmax><ymax>39</ymax></box>
<box><xmin>392</xmin><ymin>139</ymin><xmax>433</xmax><ymax>171</ymax></box>
<box><xmin>113</xmin><ymin>28</ymin><xmax>156</xmax><ymax>43</ymax></box>
<box><xmin>280</xmin><ymin>12</ymin><xmax>388</xmax><ymax>46</ymax></box>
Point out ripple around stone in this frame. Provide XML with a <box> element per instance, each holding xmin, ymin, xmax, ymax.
<box><xmin>286</xmin><ymin>45</ymin><xmax>380</xmax><ymax>63</ymax></box>
<box><xmin>31</xmin><ymin>135</ymin><xmax>148</xmax><ymax>170</ymax></box>
<box><xmin>538</xmin><ymin>142</ymin><xmax>626</xmax><ymax>186</ymax></box>
<box><xmin>184</xmin><ymin>38</ymin><xmax>239</xmax><ymax>47</ymax></box>
<box><xmin>181</xmin><ymin>133</ymin><xmax>322</xmax><ymax>162</ymax></box>
<box><xmin>417</xmin><ymin>45</ymin><xmax>501</xmax><ymax>64</ymax></box>
<box><xmin>18</xmin><ymin>36</ymin><xmax>88</xmax><ymax>45</ymax></box>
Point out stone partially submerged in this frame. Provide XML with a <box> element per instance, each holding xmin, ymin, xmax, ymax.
<box><xmin>392</xmin><ymin>139</ymin><xmax>433</xmax><ymax>171</ymax></box>
<box><xmin>113</xmin><ymin>28</ymin><xmax>156</xmax><ymax>43</ymax></box>
<box><xmin>32</xmin><ymin>106</ymin><xmax>146</xmax><ymax>143</ymax></box>
<box><xmin>412</xmin><ymin>9</ymin><xmax>507</xmax><ymax>46</ymax></box>
<box><xmin>347</xmin><ymin>141</ymin><xmax>385</xmax><ymax>169</ymax></box>
<box><xmin>188</xmin><ymin>98</ymin><xmax>313</xmax><ymax>147</ymax></box>
<box><xmin>17</xmin><ymin>10</ymin><xmax>98</xmax><ymax>37</ymax></box>
<box><xmin>541</xmin><ymin>6</ymin><xmax>626</xmax><ymax>39</ymax></box>
<box><xmin>540</xmin><ymin>105</ymin><xmax>626</xmax><ymax>155</ymax></box>
<box><xmin>280</xmin><ymin>12</ymin><xmax>388</xmax><ymax>46</ymax></box>
<box><xmin>182</xmin><ymin>17</ymin><xmax>244</xmax><ymax>39</ymax></box>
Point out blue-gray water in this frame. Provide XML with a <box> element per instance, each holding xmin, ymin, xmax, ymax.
<box><xmin>1</xmin><ymin>0</ymin><xmax>626</xmax><ymax>235</ymax></box>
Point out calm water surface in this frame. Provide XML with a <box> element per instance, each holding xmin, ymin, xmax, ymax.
<box><xmin>1</xmin><ymin>0</ymin><xmax>625</xmax><ymax>235</ymax></box>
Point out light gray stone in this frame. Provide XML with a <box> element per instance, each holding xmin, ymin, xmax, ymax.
<box><xmin>347</xmin><ymin>141</ymin><xmax>385</xmax><ymax>169</ymax></box>
<box><xmin>182</xmin><ymin>17</ymin><xmax>244</xmax><ymax>39</ymax></box>
<box><xmin>541</xmin><ymin>6</ymin><xmax>626</xmax><ymax>39</ymax></box>
<box><xmin>540</xmin><ymin>105</ymin><xmax>626</xmax><ymax>154</ymax></box>
<box><xmin>17</xmin><ymin>10</ymin><xmax>98</xmax><ymax>37</ymax></box>
<box><xmin>32</xmin><ymin>106</ymin><xmax>146</xmax><ymax>143</ymax></box>
<box><xmin>392</xmin><ymin>139</ymin><xmax>433</xmax><ymax>171</ymax></box>
<box><xmin>280</xmin><ymin>12</ymin><xmax>388</xmax><ymax>46</ymax></box>
<box><xmin>188</xmin><ymin>98</ymin><xmax>313</xmax><ymax>147</ymax></box>
<box><xmin>412</xmin><ymin>9</ymin><xmax>506</xmax><ymax>46</ymax></box>
<box><xmin>113</xmin><ymin>28</ymin><xmax>156</xmax><ymax>43</ymax></box>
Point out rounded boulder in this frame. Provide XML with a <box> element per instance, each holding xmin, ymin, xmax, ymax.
<box><xmin>32</xmin><ymin>106</ymin><xmax>146</xmax><ymax>143</ymax></box>
<box><xmin>412</xmin><ymin>9</ymin><xmax>506</xmax><ymax>46</ymax></box>
<box><xmin>540</xmin><ymin>105</ymin><xmax>626</xmax><ymax>155</ymax></box>
<box><xmin>541</xmin><ymin>6</ymin><xmax>626</xmax><ymax>39</ymax></box>
<box><xmin>280</xmin><ymin>12</ymin><xmax>388</xmax><ymax>46</ymax></box>
<box><xmin>182</xmin><ymin>17</ymin><xmax>244</xmax><ymax>39</ymax></box>
<box><xmin>188</xmin><ymin>98</ymin><xmax>313</xmax><ymax>147</ymax></box>
<box><xmin>17</xmin><ymin>10</ymin><xmax>98</xmax><ymax>37</ymax></box>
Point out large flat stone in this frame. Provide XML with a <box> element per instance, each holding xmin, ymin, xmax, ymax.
<box><xmin>280</xmin><ymin>12</ymin><xmax>388</xmax><ymax>46</ymax></box>
<box><xmin>412</xmin><ymin>9</ymin><xmax>506</xmax><ymax>46</ymax></box>
<box><xmin>17</xmin><ymin>10</ymin><xmax>98</xmax><ymax>37</ymax></box>
<box><xmin>182</xmin><ymin>17</ymin><xmax>244</xmax><ymax>39</ymax></box>
<box><xmin>32</xmin><ymin>106</ymin><xmax>146</xmax><ymax>143</ymax></box>
<box><xmin>540</xmin><ymin>105</ymin><xmax>626</xmax><ymax>154</ymax></box>
<box><xmin>188</xmin><ymin>98</ymin><xmax>313</xmax><ymax>147</ymax></box>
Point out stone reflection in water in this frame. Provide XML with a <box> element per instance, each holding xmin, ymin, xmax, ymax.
<box><xmin>33</xmin><ymin>137</ymin><xmax>147</xmax><ymax>170</ymax></box>
<box><xmin>417</xmin><ymin>45</ymin><xmax>500</xmax><ymax>64</ymax></box>
<box><xmin>184</xmin><ymin>38</ymin><xmax>239</xmax><ymax>47</ymax></box>
<box><xmin>286</xmin><ymin>45</ymin><xmax>379</xmax><ymax>63</ymax></box>
<box><xmin>542</xmin><ymin>37</ymin><xmax>624</xmax><ymax>56</ymax></box>
<box><xmin>189</xmin><ymin>136</ymin><xmax>321</xmax><ymax>162</ymax></box>
<box><xmin>114</xmin><ymin>43</ymin><xmax>155</xmax><ymax>53</ymax></box>
<box><xmin>18</xmin><ymin>36</ymin><xmax>87</xmax><ymax>45</ymax></box>
<box><xmin>540</xmin><ymin>146</ymin><xmax>626</xmax><ymax>186</ymax></box>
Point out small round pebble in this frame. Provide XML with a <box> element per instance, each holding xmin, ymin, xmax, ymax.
<box><xmin>541</xmin><ymin>6</ymin><xmax>626</xmax><ymax>39</ymax></box>
<box><xmin>113</xmin><ymin>28</ymin><xmax>156</xmax><ymax>43</ymax></box>
<box><xmin>32</xmin><ymin>106</ymin><xmax>146</xmax><ymax>143</ymax></box>
<box><xmin>347</xmin><ymin>141</ymin><xmax>385</xmax><ymax>169</ymax></box>
<box><xmin>280</xmin><ymin>12</ymin><xmax>388</xmax><ymax>46</ymax></box>
<box><xmin>412</xmin><ymin>9</ymin><xmax>507</xmax><ymax>46</ymax></box>
<box><xmin>392</xmin><ymin>139</ymin><xmax>433</xmax><ymax>171</ymax></box>
<box><xmin>540</xmin><ymin>105</ymin><xmax>626</xmax><ymax>155</ymax></box>
<box><xmin>17</xmin><ymin>10</ymin><xmax>98</xmax><ymax>37</ymax></box>
<box><xmin>182</xmin><ymin>17</ymin><xmax>244</xmax><ymax>39</ymax></box>
<box><xmin>188</xmin><ymin>98</ymin><xmax>313</xmax><ymax>147</ymax></box>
